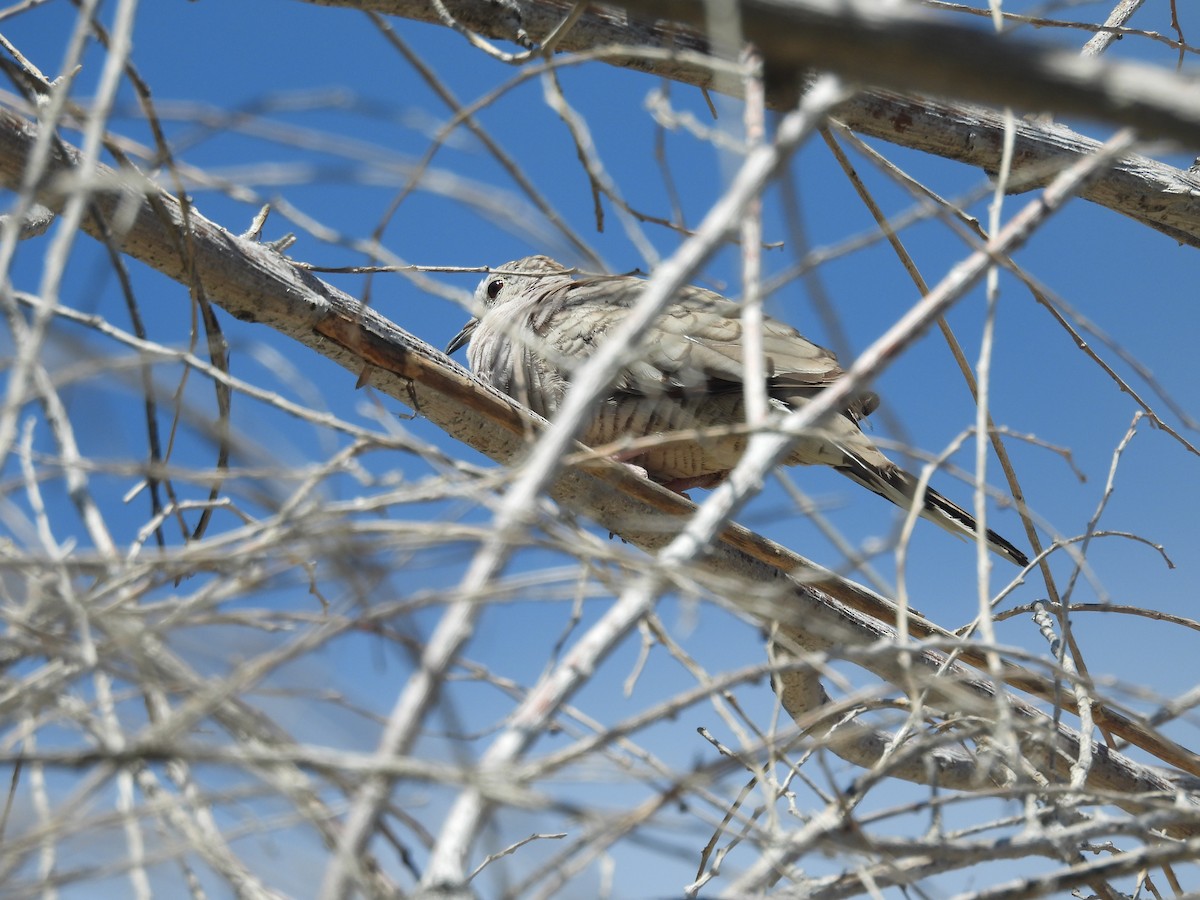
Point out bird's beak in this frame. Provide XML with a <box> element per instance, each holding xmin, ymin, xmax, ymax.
<box><xmin>445</xmin><ymin>317</ymin><xmax>478</xmax><ymax>355</ymax></box>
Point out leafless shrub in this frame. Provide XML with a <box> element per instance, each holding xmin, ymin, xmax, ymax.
<box><xmin>1</xmin><ymin>1</ymin><xmax>1198</xmax><ymax>897</ymax></box>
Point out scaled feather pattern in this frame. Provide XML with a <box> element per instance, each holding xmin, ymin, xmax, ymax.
<box><xmin>447</xmin><ymin>256</ymin><xmax>1028</xmax><ymax>567</ymax></box>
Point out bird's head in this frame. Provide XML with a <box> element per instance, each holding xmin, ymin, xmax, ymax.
<box><xmin>446</xmin><ymin>256</ymin><xmax>572</xmax><ymax>355</ymax></box>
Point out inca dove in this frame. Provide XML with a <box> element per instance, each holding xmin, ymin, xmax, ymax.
<box><xmin>447</xmin><ymin>255</ymin><xmax>1029</xmax><ymax>567</ymax></box>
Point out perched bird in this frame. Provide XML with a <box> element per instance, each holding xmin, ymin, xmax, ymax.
<box><xmin>447</xmin><ymin>256</ymin><xmax>1029</xmax><ymax>567</ymax></box>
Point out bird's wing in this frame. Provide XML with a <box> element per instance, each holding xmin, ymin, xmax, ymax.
<box><xmin>533</xmin><ymin>277</ymin><xmax>849</xmax><ymax>398</ymax></box>
<box><xmin>656</xmin><ymin>287</ymin><xmax>846</xmax><ymax>390</ymax></box>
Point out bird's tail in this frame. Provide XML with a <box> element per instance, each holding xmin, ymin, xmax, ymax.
<box><xmin>835</xmin><ymin>454</ymin><xmax>1030</xmax><ymax>567</ymax></box>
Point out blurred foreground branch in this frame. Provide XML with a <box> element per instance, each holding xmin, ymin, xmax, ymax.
<box><xmin>2</xmin><ymin>105</ymin><xmax>1197</xmax><ymax>822</ymax></box>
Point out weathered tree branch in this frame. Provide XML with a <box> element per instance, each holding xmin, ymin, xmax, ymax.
<box><xmin>302</xmin><ymin>0</ymin><xmax>1200</xmax><ymax>248</ymax></box>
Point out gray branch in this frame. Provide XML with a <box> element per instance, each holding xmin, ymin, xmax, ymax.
<box><xmin>302</xmin><ymin>0</ymin><xmax>1200</xmax><ymax>247</ymax></box>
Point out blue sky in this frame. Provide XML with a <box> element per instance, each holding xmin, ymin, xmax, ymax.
<box><xmin>5</xmin><ymin>0</ymin><xmax>1200</xmax><ymax>895</ymax></box>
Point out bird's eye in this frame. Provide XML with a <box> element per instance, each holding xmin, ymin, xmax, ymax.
<box><xmin>487</xmin><ymin>278</ymin><xmax>504</xmax><ymax>300</ymax></box>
